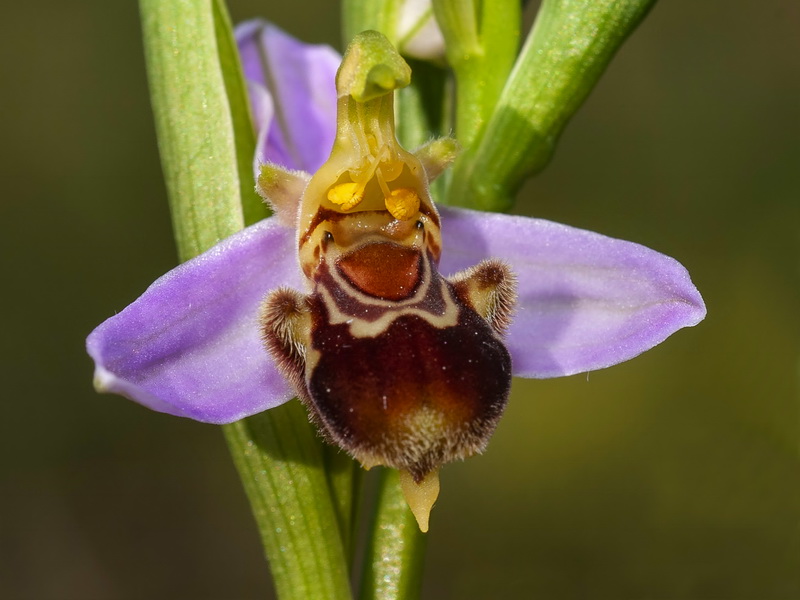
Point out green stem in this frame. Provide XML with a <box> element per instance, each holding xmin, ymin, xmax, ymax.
<box><xmin>225</xmin><ymin>405</ymin><xmax>353</xmax><ymax>600</ymax></box>
<box><xmin>342</xmin><ymin>0</ymin><xmax>402</xmax><ymax>46</ymax></box>
<box><xmin>395</xmin><ymin>58</ymin><xmax>451</xmax><ymax>204</ymax></box>
<box><xmin>324</xmin><ymin>445</ymin><xmax>362</xmax><ymax>560</ymax></box>
<box><xmin>139</xmin><ymin>1</ymin><xmax>352</xmax><ymax>598</ymax></box>
<box><xmin>432</xmin><ymin>0</ymin><xmax>520</xmax><ymax>148</ymax></box>
<box><xmin>140</xmin><ymin>0</ymin><xmax>243</xmax><ymax>258</ymax></box>
<box><xmin>360</xmin><ymin>469</ymin><xmax>428</xmax><ymax>600</ymax></box>
<box><xmin>395</xmin><ymin>59</ymin><xmax>447</xmax><ymax>150</ymax></box>
<box><xmin>448</xmin><ymin>0</ymin><xmax>657</xmax><ymax>211</ymax></box>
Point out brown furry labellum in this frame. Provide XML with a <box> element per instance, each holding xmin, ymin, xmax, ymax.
<box><xmin>261</xmin><ymin>216</ymin><xmax>517</xmax><ymax>483</ymax></box>
<box><xmin>257</xmin><ymin>32</ymin><xmax>517</xmax><ymax>530</ymax></box>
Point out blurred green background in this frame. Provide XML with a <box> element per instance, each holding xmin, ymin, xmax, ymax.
<box><xmin>1</xmin><ymin>1</ymin><xmax>797</xmax><ymax>598</ymax></box>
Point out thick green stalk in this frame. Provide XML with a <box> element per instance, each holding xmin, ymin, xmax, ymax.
<box><xmin>139</xmin><ymin>1</ymin><xmax>352</xmax><ymax>598</ymax></box>
<box><xmin>140</xmin><ymin>0</ymin><xmax>243</xmax><ymax>257</ymax></box>
<box><xmin>360</xmin><ymin>469</ymin><xmax>428</xmax><ymax>600</ymax></box>
<box><xmin>432</xmin><ymin>0</ymin><xmax>520</xmax><ymax>148</ymax></box>
<box><xmin>224</xmin><ymin>405</ymin><xmax>352</xmax><ymax>600</ymax></box>
<box><xmin>448</xmin><ymin>0</ymin><xmax>657</xmax><ymax>211</ymax></box>
<box><xmin>324</xmin><ymin>445</ymin><xmax>362</xmax><ymax>559</ymax></box>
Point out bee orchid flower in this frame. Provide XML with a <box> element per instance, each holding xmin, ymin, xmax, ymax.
<box><xmin>87</xmin><ymin>22</ymin><xmax>705</xmax><ymax>530</ymax></box>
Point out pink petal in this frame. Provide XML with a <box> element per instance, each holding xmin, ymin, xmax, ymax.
<box><xmin>87</xmin><ymin>218</ymin><xmax>302</xmax><ymax>424</ymax></box>
<box><xmin>438</xmin><ymin>206</ymin><xmax>706</xmax><ymax>378</ymax></box>
<box><xmin>235</xmin><ymin>20</ymin><xmax>340</xmax><ymax>173</ymax></box>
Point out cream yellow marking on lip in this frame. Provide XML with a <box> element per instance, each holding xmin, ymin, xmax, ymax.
<box><xmin>399</xmin><ymin>469</ymin><xmax>440</xmax><ymax>532</ymax></box>
<box><xmin>317</xmin><ymin>272</ymin><xmax>460</xmax><ymax>338</ymax></box>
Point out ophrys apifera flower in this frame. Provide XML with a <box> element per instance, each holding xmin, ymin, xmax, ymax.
<box><xmin>87</xmin><ymin>26</ymin><xmax>705</xmax><ymax>531</ymax></box>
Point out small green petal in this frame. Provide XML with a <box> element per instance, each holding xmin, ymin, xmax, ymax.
<box><xmin>413</xmin><ymin>136</ymin><xmax>460</xmax><ymax>181</ymax></box>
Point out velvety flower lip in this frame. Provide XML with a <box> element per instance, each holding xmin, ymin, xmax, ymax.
<box><xmin>87</xmin><ymin>210</ymin><xmax>705</xmax><ymax>424</ymax></box>
<box><xmin>87</xmin><ymin>22</ymin><xmax>704</xmax><ymax>424</ymax></box>
<box><xmin>235</xmin><ymin>19</ymin><xmax>340</xmax><ymax>175</ymax></box>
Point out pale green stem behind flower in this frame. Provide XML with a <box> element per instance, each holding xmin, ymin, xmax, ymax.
<box><xmin>139</xmin><ymin>1</ymin><xmax>352</xmax><ymax>599</ymax></box>
<box><xmin>211</xmin><ymin>0</ymin><xmax>269</xmax><ymax>225</ymax></box>
<box><xmin>447</xmin><ymin>0</ymin><xmax>657</xmax><ymax>211</ymax></box>
<box><xmin>342</xmin><ymin>0</ymin><xmax>403</xmax><ymax>47</ymax></box>
<box><xmin>140</xmin><ymin>0</ymin><xmax>243</xmax><ymax>258</ymax></box>
<box><xmin>432</xmin><ymin>0</ymin><xmax>521</xmax><ymax>148</ymax></box>
<box><xmin>360</xmin><ymin>469</ymin><xmax>427</xmax><ymax>600</ymax></box>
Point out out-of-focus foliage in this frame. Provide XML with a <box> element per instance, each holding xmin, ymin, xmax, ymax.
<box><xmin>0</xmin><ymin>1</ymin><xmax>796</xmax><ymax>598</ymax></box>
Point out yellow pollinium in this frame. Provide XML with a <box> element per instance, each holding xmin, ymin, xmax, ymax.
<box><xmin>326</xmin><ymin>179</ymin><xmax>421</xmax><ymax>222</ymax></box>
<box><xmin>385</xmin><ymin>187</ymin><xmax>420</xmax><ymax>221</ymax></box>
<box><xmin>327</xmin><ymin>182</ymin><xmax>363</xmax><ymax>210</ymax></box>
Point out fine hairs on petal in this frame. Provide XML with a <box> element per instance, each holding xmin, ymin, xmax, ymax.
<box><xmin>255</xmin><ymin>162</ymin><xmax>310</xmax><ymax>228</ymax></box>
<box><xmin>449</xmin><ymin>259</ymin><xmax>518</xmax><ymax>335</ymax></box>
<box><xmin>259</xmin><ymin>287</ymin><xmax>311</xmax><ymax>395</ymax></box>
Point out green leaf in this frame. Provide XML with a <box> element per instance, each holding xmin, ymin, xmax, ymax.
<box><xmin>447</xmin><ymin>0</ymin><xmax>657</xmax><ymax>212</ymax></box>
<box><xmin>323</xmin><ymin>446</ymin><xmax>363</xmax><ymax>560</ymax></box>
<box><xmin>226</xmin><ymin>405</ymin><xmax>353</xmax><ymax>600</ymax></box>
<box><xmin>139</xmin><ymin>2</ymin><xmax>352</xmax><ymax>599</ymax></box>
<box><xmin>139</xmin><ymin>0</ymin><xmax>243</xmax><ymax>260</ymax></box>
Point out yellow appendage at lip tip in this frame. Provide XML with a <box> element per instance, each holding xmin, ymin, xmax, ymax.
<box><xmin>399</xmin><ymin>469</ymin><xmax>440</xmax><ymax>532</ymax></box>
<box><xmin>385</xmin><ymin>187</ymin><xmax>420</xmax><ymax>221</ymax></box>
<box><xmin>327</xmin><ymin>182</ymin><xmax>363</xmax><ymax>210</ymax></box>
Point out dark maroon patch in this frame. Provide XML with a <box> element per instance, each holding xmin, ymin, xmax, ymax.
<box><xmin>337</xmin><ymin>242</ymin><xmax>422</xmax><ymax>301</ymax></box>
<box><xmin>306</xmin><ymin>288</ymin><xmax>512</xmax><ymax>479</ymax></box>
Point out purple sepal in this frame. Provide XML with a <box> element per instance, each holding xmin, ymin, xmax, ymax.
<box><xmin>87</xmin><ymin>219</ymin><xmax>302</xmax><ymax>424</ymax></box>
<box><xmin>438</xmin><ymin>206</ymin><xmax>706</xmax><ymax>378</ymax></box>
<box><xmin>235</xmin><ymin>20</ymin><xmax>340</xmax><ymax>175</ymax></box>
